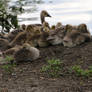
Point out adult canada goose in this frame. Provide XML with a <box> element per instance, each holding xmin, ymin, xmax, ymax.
<box><xmin>25</xmin><ymin>10</ymin><xmax>51</xmax><ymax>33</ymax></box>
<box><xmin>2</xmin><ymin>10</ymin><xmax>51</xmax><ymax>42</ymax></box>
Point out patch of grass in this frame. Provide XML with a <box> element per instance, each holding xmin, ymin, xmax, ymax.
<box><xmin>2</xmin><ymin>56</ymin><xmax>16</xmax><ymax>74</ymax></box>
<box><xmin>41</xmin><ymin>59</ymin><xmax>62</xmax><ymax>77</ymax></box>
<box><xmin>4</xmin><ymin>56</ymin><xmax>14</xmax><ymax>62</ymax></box>
<box><xmin>2</xmin><ymin>64</ymin><xmax>16</xmax><ymax>74</ymax></box>
<box><xmin>70</xmin><ymin>65</ymin><xmax>92</xmax><ymax>77</ymax></box>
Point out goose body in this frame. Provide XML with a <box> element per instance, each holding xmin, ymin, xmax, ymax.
<box><xmin>63</xmin><ymin>24</ymin><xmax>91</xmax><ymax>47</ymax></box>
<box><xmin>2</xmin><ymin>45</ymin><xmax>22</xmax><ymax>56</ymax></box>
<box><xmin>9</xmin><ymin>21</ymin><xmax>50</xmax><ymax>47</ymax></box>
<box><xmin>0</xmin><ymin>38</ymin><xmax>10</xmax><ymax>51</ymax></box>
<box><xmin>47</xmin><ymin>26</ymin><xmax>66</xmax><ymax>45</ymax></box>
<box><xmin>14</xmin><ymin>43</ymin><xmax>40</xmax><ymax>63</ymax></box>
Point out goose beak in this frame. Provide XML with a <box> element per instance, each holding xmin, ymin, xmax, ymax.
<box><xmin>47</xmin><ymin>14</ymin><xmax>51</xmax><ymax>17</ymax></box>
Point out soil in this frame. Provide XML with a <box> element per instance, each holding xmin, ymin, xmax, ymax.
<box><xmin>0</xmin><ymin>41</ymin><xmax>92</xmax><ymax>92</ymax></box>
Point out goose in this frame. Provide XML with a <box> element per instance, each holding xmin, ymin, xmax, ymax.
<box><xmin>2</xmin><ymin>10</ymin><xmax>51</xmax><ymax>42</ymax></box>
<box><xmin>25</xmin><ymin>10</ymin><xmax>51</xmax><ymax>32</ymax></box>
<box><xmin>42</xmin><ymin>21</ymin><xmax>50</xmax><ymax>32</ymax></box>
<box><xmin>40</xmin><ymin>10</ymin><xmax>51</xmax><ymax>24</ymax></box>
<box><xmin>2</xmin><ymin>45</ymin><xmax>22</xmax><ymax>56</ymax></box>
<box><xmin>9</xmin><ymin>22</ymin><xmax>50</xmax><ymax>47</ymax></box>
<box><xmin>3</xmin><ymin>29</ymin><xmax>24</xmax><ymax>42</ymax></box>
<box><xmin>77</xmin><ymin>24</ymin><xmax>90</xmax><ymax>34</ymax></box>
<box><xmin>55</xmin><ymin>22</ymin><xmax>62</xmax><ymax>29</ymax></box>
<box><xmin>51</xmin><ymin>25</ymin><xmax>56</xmax><ymax>30</ymax></box>
<box><xmin>51</xmin><ymin>22</ymin><xmax>63</xmax><ymax>31</ymax></box>
<box><xmin>26</xmin><ymin>22</ymin><xmax>50</xmax><ymax>47</ymax></box>
<box><xmin>63</xmin><ymin>24</ymin><xmax>91</xmax><ymax>47</ymax></box>
<box><xmin>9</xmin><ymin>25</ymin><xmax>34</xmax><ymax>47</ymax></box>
<box><xmin>14</xmin><ymin>43</ymin><xmax>40</xmax><ymax>63</ymax></box>
<box><xmin>0</xmin><ymin>38</ymin><xmax>10</xmax><ymax>51</ymax></box>
<box><xmin>65</xmin><ymin>24</ymin><xmax>77</xmax><ymax>34</ymax></box>
<box><xmin>47</xmin><ymin>26</ymin><xmax>66</xmax><ymax>45</ymax></box>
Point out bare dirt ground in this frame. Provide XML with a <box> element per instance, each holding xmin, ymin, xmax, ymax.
<box><xmin>0</xmin><ymin>41</ymin><xmax>92</xmax><ymax>92</ymax></box>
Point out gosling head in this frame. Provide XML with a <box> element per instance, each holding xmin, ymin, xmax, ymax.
<box><xmin>77</xmin><ymin>23</ymin><xmax>89</xmax><ymax>33</ymax></box>
<box><xmin>20</xmin><ymin>24</ymin><xmax>26</xmax><ymax>31</ymax></box>
<box><xmin>47</xmin><ymin>27</ymin><xmax>66</xmax><ymax>45</ymax></box>
<box><xmin>25</xmin><ymin>25</ymin><xmax>35</xmax><ymax>35</ymax></box>
<box><xmin>41</xmin><ymin>21</ymin><xmax>50</xmax><ymax>32</ymax></box>
<box><xmin>42</xmin><ymin>21</ymin><xmax>50</xmax><ymax>28</ymax></box>
<box><xmin>65</xmin><ymin>24</ymin><xmax>73</xmax><ymax>33</ymax></box>
<box><xmin>55</xmin><ymin>22</ymin><xmax>62</xmax><ymax>29</ymax></box>
<box><xmin>23</xmin><ymin>43</ymin><xmax>31</xmax><ymax>49</ymax></box>
<box><xmin>63</xmin><ymin>30</ymin><xmax>88</xmax><ymax>47</ymax></box>
<box><xmin>51</xmin><ymin>25</ymin><xmax>56</xmax><ymax>30</ymax></box>
<box><xmin>65</xmin><ymin>24</ymin><xmax>77</xmax><ymax>35</ymax></box>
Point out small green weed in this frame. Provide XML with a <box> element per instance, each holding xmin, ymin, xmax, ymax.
<box><xmin>70</xmin><ymin>65</ymin><xmax>92</xmax><ymax>77</ymax></box>
<box><xmin>2</xmin><ymin>64</ymin><xmax>16</xmax><ymax>74</ymax></box>
<box><xmin>41</xmin><ymin>59</ymin><xmax>62</xmax><ymax>77</ymax></box>
<box><xmin>2</xmin><ymin>56</ymin><xmax>16</xmax><ymax>74</ymax></box>
<box><xmin>4</xmin><ymin>56</ymin><xmax>14</xmax><ymax>62</ymax></box>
